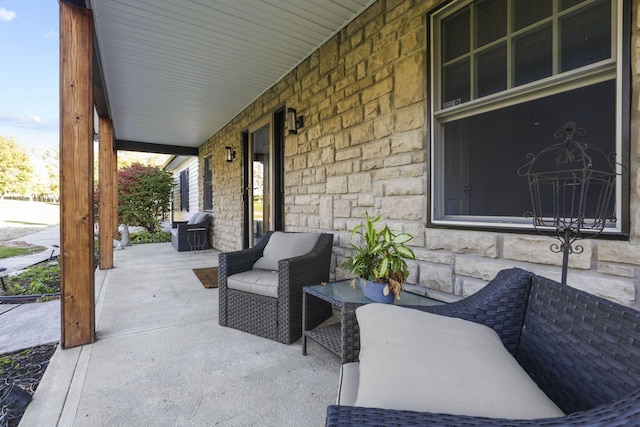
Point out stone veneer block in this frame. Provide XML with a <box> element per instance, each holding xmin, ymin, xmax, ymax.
<box><xmin>394</xmin><ymin>51</ymin><xmax>424</xmax><ymax>107</ymax></box>
<box><xmin>567</xmin><ymin>275</ymin><xmax>636</xmax><ymax>307</ymax></box>
<box><xmin>598</xmin><ymin>241</ymin><xmax>640</xmax><ymax>266</ymax></box>
<box><xmin>381</xmin><ymin>197</ymin><xmax>422</xmax><ymax>220</ymax></box>
<box><xmin>426</xmin><ymin>229</ymin><xmax>498</xmax><ymax>258</ymax></box>
<box><xmin>597</xmin><ymin>262</ymin><xmax>636</xmax><ymax>278</ymax></box>
<box><xmin>417</xmin><ymin>262</ymin><xmax>453</xmax><ymax>293</ymax></box>
<box><xmin>384</xmin><ymin>177</ymin><xmax>423</xmax><ymax>196</ymax></box>
<box><xmin>333</xmin><ymin>200</ymin><xmax>351</xmax><ymax>218</ymax></box>
<box><xmin>503</xmin><ymin>235</ymin><xmax>591</xmax><ymax>269</ymax></box>
<box><xmin>455</xmin><ymin>257</ymin><xmax>514</xmax><ymax>281</ymax></box>
<box><xmin>412</xmin><ymin>248</ymin><xmax>454</xmax><ymax>265</ymax></box>
<box><xmin>460</xmin><ymin>277</ymin><xmax>489</xmax><ymax>297</ymax></box>
<box><xmin>326</xmin><ymin>176</ymin><xmax>348</xmax><ymax>194</ymax></box>
<box><xmin>319</xmin><ymin>196</ymin><xmax>333</xmax><ymax>230</ymax></box>
<box><xmin>395</xmin><ymin>103</ymin><xmax>425</xmax><ymax>133</ymax></box>
<box><xmin>347</xmin><ymin>173</ymin><xmax>372</xmax><ymax>193</ymax></box>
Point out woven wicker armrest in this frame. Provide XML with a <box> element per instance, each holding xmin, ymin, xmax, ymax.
<box><xmin>327</xmin><ymin>391</ymin><xmax>640</xmax><ymax>427</ymax></box>
<box><xmin>279</xmin><ymin>234</ymin><xmax>333</xmax><ymax>289</ymax></box>
<box><xmin>219</xmin><ymin>231</ymin><xmax>273</xmax><ymax>279</ymax></box>
<box><xmin>340</xmin><ymin>268</ymin><xmax>533</xmax><ymax>363</ymax></box>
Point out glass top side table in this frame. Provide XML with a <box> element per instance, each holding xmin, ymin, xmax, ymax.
<box><xmin>302</xmin><ymin>280</ymin><xmax>445</xmax><ymax>356</ymax></box>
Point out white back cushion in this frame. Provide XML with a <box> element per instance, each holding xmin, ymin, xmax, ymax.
<box><xmin>253</xmin><ymin>232</ymin><xmax>320</xmax><ymax>271</ymax></box>
<box><xmin>187</xmin><ymin>213</ymin><xmax>204</xmax><ymax>224</ymax></box>
<box><xmin>354</xmin><ymin>304</ymin><xmax>565</xmax><ymax>420</ymax></box>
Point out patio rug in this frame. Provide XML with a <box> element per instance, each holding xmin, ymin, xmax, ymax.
<box><xmin>192</xmin><ymin>267</ymin><xmax>218</xmax><ymax>288</ymax></box>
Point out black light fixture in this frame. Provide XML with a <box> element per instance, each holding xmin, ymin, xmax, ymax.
<box><xmin>225</xmin><ymin>146</ymin><xmax>236</xmax><ymax>163</ymax></box>
<box><xmin>286</xmin><ymin>107</ymin><xmax>304</xmax><ymax>135</ymax></box>
<box><xmin>518</xmin><ymin>122</ymin><xmax>624</xmax><ymax>285</ymax></box>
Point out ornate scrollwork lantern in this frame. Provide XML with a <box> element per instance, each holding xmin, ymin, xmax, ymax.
<box><xmin>518</xmin><ymin>122</ymin><xmax>624</xmax><ymax>285</ymax></box>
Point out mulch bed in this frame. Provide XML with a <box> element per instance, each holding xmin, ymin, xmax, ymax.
<box><xmin>0</xmin><ymin>343</ymin><xmax>58</xmax><ymax>427</ymax></box>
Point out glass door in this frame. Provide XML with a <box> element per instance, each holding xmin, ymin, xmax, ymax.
<box><xmin>247</xmin><ymin>117</ymin><xmax>272</xmax><ymax>247</ymax></box>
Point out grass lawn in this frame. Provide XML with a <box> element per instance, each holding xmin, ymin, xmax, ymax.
<box><xmin>0</xmin><ymin>245</ymin><xmax>45</xmax><ymax>259</ymax></box>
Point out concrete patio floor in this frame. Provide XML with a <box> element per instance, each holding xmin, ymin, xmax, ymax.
<box><xmin>20</xmin><ymin>243</ymin><xmax>340</xmax><ymax>426</ymax></box>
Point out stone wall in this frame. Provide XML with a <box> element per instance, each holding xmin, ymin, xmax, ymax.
<box><xmin>200</xmin><ymin>0</ymin><xmax>640</xmax><ymax>310</ymax></box>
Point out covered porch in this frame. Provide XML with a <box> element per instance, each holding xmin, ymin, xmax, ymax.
<box><xmin>20</xmin><ymin>243</ymin><xmax>339</xmax><ymax>426</ymax></box>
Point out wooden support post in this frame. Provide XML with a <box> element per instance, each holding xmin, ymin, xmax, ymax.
<box><xmin>59</xmin><ymin>2</ymin><xmax>95</xmax><ymax>348</ymax></box>
<box><xmin>113</xmin><ymin>149</ymin><xmax>118</xmax><ymax>238</ymax></box>
<box><xmin>98</xmin><ymin>117</ymin><xmax>115</xmax><ymax>269</ymax></box>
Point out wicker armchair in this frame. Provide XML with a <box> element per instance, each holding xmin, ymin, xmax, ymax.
<box><xmin>171</xmin><ymin>213</ymin><xmax>211</xmax><ymax>252</ymax></box>
<box><xmin>218</xmin><ymin>231</ymin><xmax>334</xmax><ymax>344</ymax></box>
<box><xmin>327</xmin><ymin>268</ymin><xmax>640</xmax><ymax>426</ymax></box>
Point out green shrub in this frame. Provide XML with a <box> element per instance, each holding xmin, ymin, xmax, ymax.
<box><xmin>4</xmin><ymin>263</ymin><xmax>60</xmax><ymax>295</ymax></box>
<box><xmin>130</xmin><ymin>230</ymin><xmax>171</xmax><ymax>244</ymax></box>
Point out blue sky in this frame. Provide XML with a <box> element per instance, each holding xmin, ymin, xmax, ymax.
<box><xmin>0</xmin><ymin>1</ymin><xmax>59</xmax><ymax>152</ymax></box>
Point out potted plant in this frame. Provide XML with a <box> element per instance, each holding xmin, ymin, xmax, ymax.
<box><xmin>342</xmin><ymin>213</ymin><xmax>415</xmax><ymax>303</ymax></box>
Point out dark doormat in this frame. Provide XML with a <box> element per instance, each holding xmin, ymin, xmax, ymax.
<box><xmin>193</xmin><ymin>267</ymin><xmax>219</xmax><ymax>288</ymax></box>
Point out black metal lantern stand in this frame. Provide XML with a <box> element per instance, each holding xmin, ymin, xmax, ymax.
<box><xmin>518</xmin><ymin>122</ymin><xmax>623</xmax><ymax>285</ymax></box>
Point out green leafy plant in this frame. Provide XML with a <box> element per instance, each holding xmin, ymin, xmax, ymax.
<box><xmin>3</xmin><ymin>263</ymin><xmax>60</xmax><ymax>296</ymax></box>
<box><xmin>341</xmin><ymin>212</ymin><xmax>415</xmax><ymax>300</ymax></box>
<box><xmin>130</xmin><ymin>230</ymin><xmax>171</xmax><ymax>244</ymax></box>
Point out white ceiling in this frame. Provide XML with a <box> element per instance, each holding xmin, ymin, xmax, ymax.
<box><xmin>88</xmin><ymin>0</ymin><xmax>376</xmax><ymax>148</ymax></box>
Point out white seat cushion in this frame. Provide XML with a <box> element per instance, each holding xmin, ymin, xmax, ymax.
<box><xmin>354</xmin><ymin>304</ymin><xmax>565</xmax><ymax>420</ymax></box>
<box><xmin>227</xmin><ymin>269</ymin><xmax>279</xmax><ymax>298</ymax></box>
<box><xmin>253</xmin><ymin>232</ymin><xmax>320</xmax><ymax>270</ymax></box>
<box><xmin>337</xmin><ymin>362</ymin><xmax>360</xmax><ymax>406</ymax></box>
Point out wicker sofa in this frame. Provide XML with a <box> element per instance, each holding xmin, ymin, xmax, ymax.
<box><xmin>327</xmin><ymin>268</ymin><xmax>640</xmax><ymax>426</ymax></box>
<box><xmin>218</xmin><ymin>231</ymin><xmax>333</xmax><ymax>344</ymax></box>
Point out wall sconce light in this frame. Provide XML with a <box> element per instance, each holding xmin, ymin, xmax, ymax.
<box><xmin>286</xmin><ymin>107</ymin><xmax>304</xmax><ymax>135</ymax></box>
<box><xmin>225</xmin><ymin>146</ymin><xmax>236</xmax><ymax>163</ymax></box>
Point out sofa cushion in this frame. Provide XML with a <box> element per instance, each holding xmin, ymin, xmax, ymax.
<box><xmin>227</xmin><ymin>270</ymin><xmax>279</xmax><ymax>298</ymax></box>
<box><xmin>337</xmin><ymin>362</ymin><xmax>360</xmax><ymax>406</ymax></box>
<box><xmin>187</xmin><ymin>212</ymin><xmax>206</xmax><ymax>225</ymax></box>
<box><xmin>354</xmin><ymin>304</ymin><xmax>565</xmax><ymax>420</ymax></box>
<box><xmin>253</xmin><ymin>232</ymin><xmax>320</xmax><ymax>271</ymax></box>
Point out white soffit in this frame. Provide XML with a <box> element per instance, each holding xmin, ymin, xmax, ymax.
<box><xmin>89</xmin><ymin>0</ymin><xmax>376</xmax><ymax>148</ymax></box>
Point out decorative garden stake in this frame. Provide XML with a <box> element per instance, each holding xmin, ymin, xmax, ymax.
<box><xmin>518</xmin><ymin>122</ymin><xmax>623</xmax><ymax>285</ymax></box>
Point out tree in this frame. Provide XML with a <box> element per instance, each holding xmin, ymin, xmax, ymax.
<box><xmin>117</xmin><ymin>162</ymin><xmax>174</xmax><ymax>232</ymax></box>
<box><xmin>0</xmin><ymin>136</ymin><xmax>33</xmax><ymax>197</ymax></box>
<box><xmin>30</xmin><ymin>149</ymin><xmax>59</xmax><ymax>202</ymax></box>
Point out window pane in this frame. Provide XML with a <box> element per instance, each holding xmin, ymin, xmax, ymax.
<box><xmin>443</xmin><ymin>59</ymin><xmax>470</xmax><ymax>107</ymax></box>
<box><xmin>514</xmin><ymin>0</ymin><xmax>552</xmax><ymax>30</ymax></box>
<box><xmin>442</xmin><ymin>9</ymin><xmax>470</xmax><ymax>62</ymax></box>
<box><xmin>442</xmin><ymin>80</ymin><xmax>615</xmax><ymax>218</ymax></box>
<box><xmin>514</xmin><ymin>25</ymin><xmax>552</xmax><ymax>86</ymax></box>
<box><xmin>476</xmin><ymin>0</ymin><xmax>507</xmax><ymax>47</ymax></box>
<box><xmin>560</xmin><ymin>1</ymin><xmax>611</xmax><ymax>72</ymax></box>
<box><xmin>477</xmin><ymin>43</ymin><xmax>507</xmax><ymax>98</ymax></box>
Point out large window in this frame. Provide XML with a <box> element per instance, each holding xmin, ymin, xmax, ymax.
<box><xmin>429</xmin><ymin>0</ymin><xmax>629</xmax><ymax>233</ymax></box>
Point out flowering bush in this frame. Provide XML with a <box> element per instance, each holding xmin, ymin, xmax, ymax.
<box><xmin>117</xmin><ymin>163</ymin><xmax>174</xmax><ymax>233</ymax></box>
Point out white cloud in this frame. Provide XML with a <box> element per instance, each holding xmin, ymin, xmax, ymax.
<box><xmin>44</xmin><ymin>30</ymin><xmax>57</xmax><ymax>39</ymax></box>
<box><xmin>0</xmin><ymin>112</ymin><xmax>58</xmax><ymax>131</ymax></box>
<box><xmin>0</xmin><ymin>7</ymin><xmax>16</xmax><ymax>22</ymax></box>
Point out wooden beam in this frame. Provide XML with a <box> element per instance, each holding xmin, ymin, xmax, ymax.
<box><xmin>59</xmin><ymin>2</ymin><xmax>95</xmax><ymax>348</ymax></box>
<box><xmin>113</xmin><ymin>150</ymin><xmax>119</xmax><ymax>238</ymax></box>
<box><xmin>98</xmin><ymin>117</ymin><xmax>115</xmax><ymax>269</ymax></box>
<box><xmin>115</xmin><ymin>140</ymin><xmax>199</xmax><ymax>156</ymax></box>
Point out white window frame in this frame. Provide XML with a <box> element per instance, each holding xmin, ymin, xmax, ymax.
<box><xmin>428</xmin><ymin>0</ymin><xmax>628</xmax><ymax>233</ymax></box>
